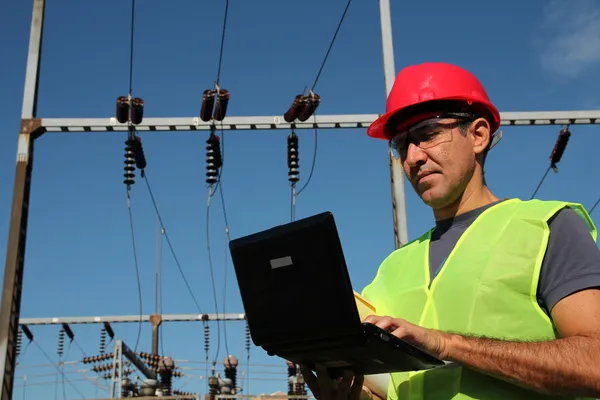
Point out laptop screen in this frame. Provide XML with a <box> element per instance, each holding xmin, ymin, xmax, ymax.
<box><xmin>229</xmin><ymin>212</ymin><xmax>362</xmax><ymax>348</ymax></box>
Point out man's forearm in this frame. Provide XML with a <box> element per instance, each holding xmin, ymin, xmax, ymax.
<box><xmin>444</xmin><ymin>333</ymin><xmax>600</xmax><ymax>397</ymax></box>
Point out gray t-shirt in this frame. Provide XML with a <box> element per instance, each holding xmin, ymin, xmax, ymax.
<box><xmin>429</xmin><ymin>199</ymin><xmax>600</xmax><ymax>314</ymax></box>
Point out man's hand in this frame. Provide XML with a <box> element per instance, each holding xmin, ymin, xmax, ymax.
<box><xmin>299</xmin><ymin>363</ymin><xmax>365</xmax><ymax>400</ymax></box>
<box><xmin>363</xmin><ymin>315</ymin><xmax>452</xmax><ymax>359</ymax></box>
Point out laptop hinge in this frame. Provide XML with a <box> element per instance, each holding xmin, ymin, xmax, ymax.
<box><xmin>260</xmin><ymin>328</ymin><xmax>364</xmax><ymax>350</ymax></box>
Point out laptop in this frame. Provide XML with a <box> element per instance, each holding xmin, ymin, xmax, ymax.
<box><xmin>229</xmin><ymin>211</ymin><xmax>445</xmax><ymax>377</ymax></box>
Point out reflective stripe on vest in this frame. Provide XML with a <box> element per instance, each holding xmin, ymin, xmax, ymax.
<box><xmin>361</xmin><ymin>199</ymin><xmax>597</xmax><ymax>400</ymax></box>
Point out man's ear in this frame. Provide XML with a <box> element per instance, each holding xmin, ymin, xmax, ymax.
<box><xmin>470</xmin><ymin>117</ymin><xmax>491</xmax><ymax>156</ymax></box>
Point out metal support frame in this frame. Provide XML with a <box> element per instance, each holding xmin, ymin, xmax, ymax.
<box><xmin>110</xmin><ymin>340</ymin><xmax>158</xmax><ymax>398</ymax></box>
<box><xmin>4</xmin><ymin>1</ymin><xmax>600</xmax><ymax>399</ymax></box>
<box><xmin>19</xmin><ymin>313</ymin><xmax>246</xmax><ymax>325</ymax></box>
<box><xmin>379</xmin><ymin>0</ymin><xmax>408</xmax><ymax>249</ymax></box>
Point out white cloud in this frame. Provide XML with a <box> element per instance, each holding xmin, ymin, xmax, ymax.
<box><xmin>538</xmin><ymin>0</ymin><xmax>600</xmax><ymax>78</ymax></box>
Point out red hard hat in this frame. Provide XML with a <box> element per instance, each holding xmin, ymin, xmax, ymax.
<box><xmin>367</xmin><ymin>62</ymin><xmax>501</xmax><ymax>140</ymax></box>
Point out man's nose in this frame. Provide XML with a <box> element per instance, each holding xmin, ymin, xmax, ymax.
<box><xmin>405</xmin><ymin>142</ymin><xmax>428</xmax><ymax>167</ymax></box>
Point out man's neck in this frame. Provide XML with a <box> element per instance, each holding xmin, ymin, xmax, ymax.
<box><xmin>433</xmin><ymin>181</ymin><xmax>499</xmax><ymax>222</ymax></box>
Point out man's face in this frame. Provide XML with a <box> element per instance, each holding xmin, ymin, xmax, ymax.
<box><xmin>391</xmin><ymin>115</ymin><xmax>482</xmax><ymax>209</ymax></box>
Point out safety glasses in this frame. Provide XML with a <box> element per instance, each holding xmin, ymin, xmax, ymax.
<box><xmin>389</xmin><ymin>114</ymin><xmax>475</xmax><ymax>159</ymax></box>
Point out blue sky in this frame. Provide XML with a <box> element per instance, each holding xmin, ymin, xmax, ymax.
<box><xmin>1</xmin><ymin>0</ymin><xmax>600</xmax><ymax>398</ymax></box>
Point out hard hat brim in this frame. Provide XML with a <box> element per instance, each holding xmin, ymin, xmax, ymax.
<box><xmin>367</xmin><ymin>98</ymin><xmax>501</xmax><ymax>141</ymax></box>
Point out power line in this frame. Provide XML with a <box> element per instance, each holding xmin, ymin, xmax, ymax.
<box><xmin>296</xmin><ymin>113</ymin><xmax>319</xmax><ymax>196</ymax></box>
<box><xmin>205</xmin><ymin>190</ymin><xmax>222</xmax><ymax>363</ymax></box>
<box><xmin>218</xmin><ymin>177</ymin><xmax>231</xmax><ymax>357</ymax></box>
<box><xmin>128</xmin><ymin>0</ymin><xmax>136</xmax><ymax>96</ymax></box>
<box><xmin>589</xmin><ymin>198</ymin><xmax>600</xmax><ymax>215</ymax></box>
<box><xmin>32</xmin><ymin>341</ymin><xmax>86</xmax><ymax>399</ymax></box>
<box><xmin>143</xmin><ymin>172</ymin><xmax>204</xmax><ymax>314</ymax></box>
<box><xmin>530</xmin><ymin>166</ymin><xmax>551</xmax><ymax>200</ymax></box>
<box><xmin>290</xmin><ymin>0</ymin><xmax>354</xmax><ymax>209</ymax></box>
<box><xmin>126</xmin><ymin>190</ymin><xmax>143</xmax><ymax>354</ymax></box>
<box><xmin>215</xmin><ymin>0</ymin><xmax>230</xmax><ymax>86</ymax></box>
<box><xmin>310</xmin><ymin>0</ymin><xmax>353</xmax><ymax>92</ymax></box>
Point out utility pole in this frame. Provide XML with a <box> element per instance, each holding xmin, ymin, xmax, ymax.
<box><xmin>3</xmin><ymin>2</ymin><xmax>600</xmax><ymax>399</ymax></box>
<box><xmin>379</xmin><ymin>0</ymin><xmax>409</xmax><ymax>249</ymax></box>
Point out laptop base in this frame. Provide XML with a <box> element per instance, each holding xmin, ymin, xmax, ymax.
<box><xmin>264</xmin><ymin>323</ymin><xmax>444</xmax><ymax>378</ymax></box>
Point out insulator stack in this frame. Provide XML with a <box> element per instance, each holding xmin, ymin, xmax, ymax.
<box><xmin>200</xmin><ymin>88</ymin><xmax>230</xmax><ymax>122</ymax></box>
<box><xmin>82</xmin><ymin>353</ymin><xmax>114</xmax><ymax>364</ymax></box>
<box><xmin>297</xmin><ymin>93</ymin><xmax>321</xmax><ymax>122</ymax></box>
<box><xmin>284</xmin><ymin>93</ymin><xmax>321</xmax><ymax>122</ymax></box>
<box><xmin>124</xmin><ymin>137</ymin><xmax>137</xmax><ymax>185</ymax></box>
<box><xmin>224</xmin><ymin>355</ymin><xmax>239</xmax><ymax>394</ymax></box>
<box><xmin>115</xmin><ymin>96</ymin><xmax>145</xmax><ymax>125</ymax></box>
<box><xmin>158</xmin><ymin>356</ymin><xmax>175</xmax><ymax>396</ymax></box>
<box><xmin>208</xmin><ymin>375</ymin><xmax>220</xmax><ymax>400</ymax></box>
<box><xmin>287</xmin><ymin>133</ymin><xmax>300</xmax><ymax>184</ymax></box>
<box><xmin>16</xmin><ymin>329</ymin><xmax>22</xmax><ymax>359</ymax></box>
<box><xmin>131</xmin><ymin>98</ymin><xmax>144</xmax><ymax>125</ymax></box>
<box><xmin>245</xmin><ymin>321</ymin><xmax>251</xmax><ymax>354</ymax></box>
<box><xmin>57</xmin><ymin>328</ymin><xmax>65</xmax><ymax>358</ymax></box>
<box><xmin>121</xmin><ymin>377</ymin><xmax>135</xmax><ymax>398</ymax></box>
<box><xmin>204</xmin><ymin>321</ymin><xmax>210</xmax><ymax>358</ymax></box>
<box><xmin>284</xmin><ymin>95</ymin><xmax>305</xmax><ymax>123</ymax></box>
<box><xmin>213</xmin><ymin>89</ymin><xmax>230</xmax><ymax>121</ymax></box>
<box><xmin>201</xmin><ymin>90</ymin><xmax>217</xmax><ymax>122</ymax></box>
<box><xmin>295</xmin><ymin>370</ymin><xmax>307</xmax><ymax>399</ymax></box>
<box><xmin>132</xmin><ymin>136</ymin><xmax>147</xmax><ymax>170</ymax></box>
<box><xmin>99</xmin><ymin>327</ymin><xmax>107</xmax><ymax>354</ymax></box>
<box><xmin>92</xmin><ymin>363</ymin><xmax>116</xmax><ymax>373</ymax></box>
<box><xmin>549</xmin><ymin>127</ymin><xmax>571</xmax><ymax>172</ymax></box>
<box><xmin>206</xmin><ymin>133</ymin><xmax>222</xmax><ymax>185</ymax></box>
<box><xmin>174</xmin><ymin>390</ymin><xmax>194</xmax><ymax>396</ymax></box>
<box><xmin>286</xmin><ymin>360</ymin><xmax>296</xmax><ymax>395</ymax></box>
<box><xmin>172</xmin><ymin>370</ymin><xmax>184</xmax><ymax>378</ymax></box>
<box><xmin>116</xmin><ymin>96</ymin><xmax>130</xmax><ymax>124</ymax></box>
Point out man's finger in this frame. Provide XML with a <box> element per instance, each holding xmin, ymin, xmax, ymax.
<box><xmin>315</xmin><ymin>363</ymin><xmax>333</xmax><ymax>399</ymax></box>
<box><xmin>363</xmin><ymin>315</ymin><xmax>380</xmax><ymax>324</ymax></box>
<box><xmin>299</xmin><ymin>364</ymin><xmax>321</xmax><ymax>399</ymax></box>
<box><xmin>350</xmin><ymin>374</ymin><xmax>365</xmax><ymax>400</ymax></box>
<box><xmin>372</xmin><ymin>316</ymin><xmax>398</xmax><ymax>332</ymax></box>
<box><xmin>336</xmin><ymin>369</ymin><xmax>354</xmax><ymax>400</ymax></box>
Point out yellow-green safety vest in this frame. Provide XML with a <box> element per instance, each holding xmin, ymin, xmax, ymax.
<box><xmin>361</xmin><ymin>199</ymin><xmax>597</xmax><ymax>400</ymax></box>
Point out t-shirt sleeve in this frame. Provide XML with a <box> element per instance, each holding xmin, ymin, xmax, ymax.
<box><xmin>538</xmin><ymin>207</ymin><xmax>600</xmax><ymax>313</ymax></box>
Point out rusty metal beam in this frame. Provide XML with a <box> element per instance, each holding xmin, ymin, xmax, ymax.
<box><xmin>0</xmin><ymin>121</ymin><xmax>41</xmax><ymax>400</ymax></box>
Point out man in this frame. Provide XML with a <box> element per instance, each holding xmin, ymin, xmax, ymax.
<box><xmin>299</xmin><ymin>62</ymin><xmax>600</xmax><ymax>399</ymax></box>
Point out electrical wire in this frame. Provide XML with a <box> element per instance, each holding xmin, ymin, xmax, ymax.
<box><xmin>530</xmin><ymin>166</ymin><xmax>551</xmax><ymax>199</ymax></box>
<box><xmin>143</xmin><ymin>172</ymin><xmax>204</xmax><ymax>314</ymax></box>
<box><xmin>158</xmin><ymin>223</ymin><xmax>166</xmax><ymax>356</ymax></box>
<box><xmin>216</xmin><ymin>124</ymin><xmax>231</xmax><ymax>356</ymax></box>
<box><xmin>205</xmin><ymin>190</ymin><xmax>222</xmax><ymax>362</ymax></box>
<box><xmin>128</xmin><ymin>0</ymin><xmax>136</xmax><ymax>96</ymax></box>
<box><xmin>296</xmin><ymin>113</ymin><xmax>319</xmax><ymax>196</ymax></box>
<box><xmin>126</xmin><ymin>190</ymin><xmax>143</xmax><ymax>354</ymax></box>
<box><xmin>218</xmin><ymin>178</ymin><xmax>231</xmax><ymax>357</ymax></box>
<box><xmin>32</xmin><ymin>341</ymin><xmax>86</xmax><ymax>399</ymax></box>
<box><xmin>215</xmin><ymin>0</ymin><xmax>230</xmax><ymax>86</ymax></box>
<box><xmin>310</xmin><ymin>0</ymin><xmax>353</xmax><ymax>92</ymax></box>
<box><xmin>589</xmin><ymin>198</ymin><xmax>600</xmax><ymax>215</ymax></box>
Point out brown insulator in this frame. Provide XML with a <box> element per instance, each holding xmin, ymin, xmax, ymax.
<box><xmin>213</xmin><ymin>89</ymin><xmax>230</xmax><ymax>121</ymax></box>
<box><xmin>284</xmin><ymin>95</ymin><xmax>305</xmax><ymax>122</ymax></box>
<box><xmin>297</xmin><ymin>93</ymin><xmax>321</xmax><ymax>122</ymax></box>
<box><xmin>131</xmin><ymin>97</ymin><xmax>144</xmax><ymax>125</ymax></box>
<box><xmin>201</xmin><ymin>89</ymin><xmax>217</xmax><ymax>122</ymax></box>
<box><xmin>550</xmin><ymin>127</ymin><xmax>571</xmax><ymax>170</ymax></box>
<box><xmin>116</xmin><ymin>96</ymin><xmax>129</xmax><ymax>124</ymax></box>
